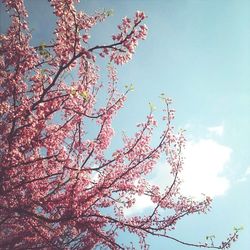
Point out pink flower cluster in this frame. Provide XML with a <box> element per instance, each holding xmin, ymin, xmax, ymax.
<box><xmin>110</xmin><ymin>12</ymin><xmax>148</xmax><ymax>64</ymax></box>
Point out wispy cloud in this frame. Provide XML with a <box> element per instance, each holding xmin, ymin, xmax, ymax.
<box><xmin>236</xmin><ymin>166</ymin><xmax>250</xmax><ymax>183</ymax></box>
<box><xmin>124</xmin><ymin>138</ymin><xmax>232</xmax><ymax>215</ymax></box>
<box><xmin>208</xmin><ymin>125</ymin><xmax>224</xmax><ymax>136</ymax></box>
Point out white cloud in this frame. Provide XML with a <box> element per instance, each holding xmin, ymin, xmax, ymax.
<box><xmin>123</xmin><ymin>195</ymin><xmax>154</xmax><ymax>216</ymax></box>
<box><xmin>180</xmin><ymin>139</ymin><xmax>231</xmax><ymax>199</ymax></box>
<box><xmin>208</xmin><ymin>125</ymin><xmax>224</xmax><ymax>136</ymax></box>
<box><xmin>124</xmin><ymin>138</ymin><xmax>232</xmax><ymax>215</ymax></box>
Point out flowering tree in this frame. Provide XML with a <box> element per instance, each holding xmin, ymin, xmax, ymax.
<box><xmin>0</xmin><ymin>0</ymin><xmax>239</xmax><ymax>249</ymax></box>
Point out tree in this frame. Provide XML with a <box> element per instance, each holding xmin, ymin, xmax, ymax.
<box><xmin>0</xmin><ymin>0</ymin><xmax>239</xmax><ymax>249</ymax></box>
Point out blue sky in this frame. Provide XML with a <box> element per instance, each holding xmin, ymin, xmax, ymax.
<box><xmin>1</xmin><ymin>0</ymin><xmax>249</xmax><ymax>249</ymax></box>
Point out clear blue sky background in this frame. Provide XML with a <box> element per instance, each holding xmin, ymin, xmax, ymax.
<box><xmin>1</xmin><ymin>0</ymin><xmax>249</xmax><ymax>249</ymax></box>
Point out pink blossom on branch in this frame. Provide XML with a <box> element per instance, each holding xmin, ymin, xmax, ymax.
<box><xmin>0</xmin><ymin>0</ymin><xmax>239</xmax><ymax>249</ymax></box>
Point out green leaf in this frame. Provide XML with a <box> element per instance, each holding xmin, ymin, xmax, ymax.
<box><xmin>38</xmin><ymin>42</ymin><xmax>46</xmax><ymax>51</ymax></box>
<box><xmin>149</xmin><ymin>102</ymin><xmax>156</xmax><ymax>112</ymax></box>
<box><xmin>38</xmin><ymin>42</ymin><xmax>50</xmax><ymax>59</ymax></box>
<box><xmin>79</xmin><ymin>90</ymin><xmax>89</xmax><ymax>101</ymax></box>
<box><xmin>105</xmin><ymin>9</ymin><xmax>114</xmax><ymax>17</ymax></box>
<box><xmin>129</xmin><ymin>84</ymin><xmax>134</xmax><ymax>91</ymax></box>
<box><xmin>159</xmin><ymin>93</ymin><xmax>166</xmax><ymax>101</ymax></box>
<box><xmin>233</xmin><ymin>225</ymin><xmax>244</xmax><ymax>232</ymax></box>
<box><xmin>70</xmin><ymin>89</ymin><xmax>77</xmax><ymax>96</ymax></box>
